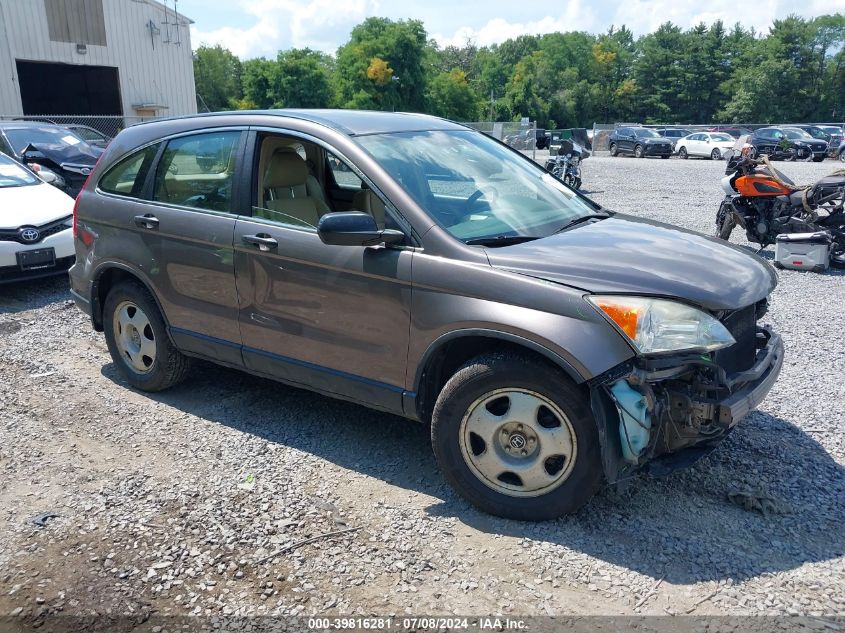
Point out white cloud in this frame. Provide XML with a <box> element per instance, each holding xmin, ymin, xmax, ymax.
<box><xmin>432</xmin><ymin>1</ymin><xmax>598</xmax><ymax>48</ymax></box>
<box><xmin>190</xmin><ymin>0</ymin><xmax>845</xmax><ymax>59</ymax></box>
<box><xmin>190</xmin><ymin>0</ymin><xmax>380</xmax><ymax>57</ymax></box>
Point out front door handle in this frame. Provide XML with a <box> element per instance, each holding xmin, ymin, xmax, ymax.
<box><xmin>242</xmin><ymin>233</ymin><xmax>278</xmax><ymax>251</ymax></box>
<box><xmin>133</xmin><ymin>214</ymin><xmax>159</xmax><ymax>229</ymax></box>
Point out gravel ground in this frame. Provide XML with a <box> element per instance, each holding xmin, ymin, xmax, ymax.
<box><xmin>1</xmin><ymin>155</ymin><xmax>844</xmax><ymax>629</ymax></box>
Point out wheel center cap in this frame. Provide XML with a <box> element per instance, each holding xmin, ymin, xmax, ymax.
<box><xmin>509</xmin><ymin>433</ymin><xmax>527</xmax><ymax>450</ymax></box>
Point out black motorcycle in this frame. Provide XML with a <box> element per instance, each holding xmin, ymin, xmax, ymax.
<box><xmin>544</xmin><ymin>139</ymin><xmax>588</xmax><ymax>190</ymax></box>
<box><xmin>716</xmin><ymin>155</ymin><xmax>845</xmax><ymax>265</ymax></box>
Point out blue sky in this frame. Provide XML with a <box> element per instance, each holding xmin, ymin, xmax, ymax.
<box><xmin>176</xmin><ymin>0</ymin><xmax>845</xmax><ymax>59</ymax></box>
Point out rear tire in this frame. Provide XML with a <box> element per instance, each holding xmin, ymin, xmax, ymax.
<box><xmin>678</xmin><ymin>147</ymin><xmax>688</xmax><ymax>159</ymax></box>
<box><xmin>839</xmin><ymin>150</ymin><xmax>845</xmax><ymax>163</ymax></box>
<box><xmin>431</xmin><ymin>353</ymin><xmax>602</xmax><ymax>521</ymax></box>
<box><xmin>103</xmin><ymin>281</ymin><xmax>191</xmax><ymax>392</ymax></box>
<box><xmin>609</xmin><ymin>143</ymin><xmax>618</xmax><ymax>157</ymax></box>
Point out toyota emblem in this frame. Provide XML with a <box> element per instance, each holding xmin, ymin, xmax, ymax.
<box><xmin>20</xmin><ymin>228</ymin><xmax>40</xmax><ymax>243</ymax></box>
<box><xmin>81</xmin><ymin>167</ymin><xmax>91</xmax><ymax>175</ymax></box>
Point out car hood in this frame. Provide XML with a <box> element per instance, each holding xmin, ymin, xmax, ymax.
<box><xmin>641</xmin><ymin>138</ymin><xmax>670</xmax><ymax>144</ymax></box>
<box><xmin>22</xmin><ymin>141</ymin><xmax>101</xmax><ymax>168</ymax></box>
<box><xmin>0</xmin><ymin>181</ymin><xmax>74</xmax><ymax>228</ymax></box>
<box><xmin>485</xmin><ymin>214</ymin><xmax>777</xmax><ymax>311</ymax></box>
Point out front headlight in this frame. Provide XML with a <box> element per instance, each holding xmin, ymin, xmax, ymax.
<box><xmin>587</xmin><ymin>296</ymin><xmax>735</xmax><ymax>354</ymax></box>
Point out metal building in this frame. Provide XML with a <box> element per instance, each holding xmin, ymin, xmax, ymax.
<box><xmin>0</xmin><ymin>0</ymin><xmax>197</xmax><ymax>119</ymax></box>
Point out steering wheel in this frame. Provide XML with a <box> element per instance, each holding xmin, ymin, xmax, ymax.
<box><xmin>462</xmin><ymin>186</ymin><xmax>497</xmax><ymax>216</ymax></box>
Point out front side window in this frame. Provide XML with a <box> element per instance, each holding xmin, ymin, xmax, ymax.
<box><xmin>99</xmin><ymin>144</ymin><xmax>159</xmax><ymax>197</ymax></box>
<box><xmin>153</xmin><ymin>132</ymin><xmax>240</xmax><ymax>213</ymax></box>
<box><xmin>357</xmin><ymin>129</ymin><xmax>597</xmax><ymax>243</ymax></box>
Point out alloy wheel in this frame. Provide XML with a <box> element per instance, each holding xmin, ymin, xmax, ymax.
<box><xmin>711</xmin><ymin>148</ymin><xmax>721</xmax><ymax>160</ymax></box>
<box><xmin>459</xmin><ymin>389</ymin><xmax>577</xmax><ymax>498</ymax></box>
<box><xmin>113</xmin><ymin>300</ymin><xmax>156</xmax><ymax>373</ymax></box>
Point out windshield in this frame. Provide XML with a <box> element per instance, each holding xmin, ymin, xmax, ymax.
<box><xmin>633</xmin><ymin>128</ymin><xmax>661</xmax><ymax>138</ymax></box>
<box><xmin>4</xmin><ymin>126</ymin><xmax>90</xmax><ymax>154</ymax></box>
<box><xmin>783</xmin><ymin>128</ymin><xmax>812</xmax><ymax>140</ymax></box>
<box><xmin>818</xmin><ymin>126</ymin><xmax>841</xmax><ymax>135</ymax></box>
<box><xmin>0</xmin><ymin>155</ymin><xmax>39</xmax><ymax>188</ymax></box>
<box><xmin>357</xmin><ymin>130</ymin><xmax>598</xmax><ymax>243</ymax></box>
<box><xmin>711</xmin><ymin>134</ymin><xmax>733</xmax><ymax>142</ymax></box>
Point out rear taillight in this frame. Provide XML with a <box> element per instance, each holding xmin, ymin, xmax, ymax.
<box><xmin>73</xmin><ymin>156</ymin><xmax>101</xmax><ymax>241</ymax></box>
<box><xmin>72</xmin><ymin>193</ymin><xmax>80</xmax><ymax>238</ymax></box>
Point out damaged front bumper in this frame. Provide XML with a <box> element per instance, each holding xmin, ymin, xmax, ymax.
<box><xmin>590</xmin><ymin>326</ymin><xmax>784</xmax><ymax>484</ymax></box>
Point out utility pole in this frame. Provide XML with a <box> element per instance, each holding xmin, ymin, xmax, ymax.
<box><xmin>489</xmin><ymin>89</ymin><xmax>494</xmax><ymax>122</ymax></box>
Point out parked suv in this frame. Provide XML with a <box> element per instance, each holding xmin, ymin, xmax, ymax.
<box><xmin>608</xmin><ymin>127</ymin><xmax>673</xmax><ymax>158</ymax></box>
<box><xmin>655</xmin><ymin>127</ymin><xmax>692</xmax><ymax>150</ymax></box>
<box><xmin>70</xmin><ymin>110</ymin><xmax>783</xmax><ymax>520</ymax></box>
<box><xmin>788</xmin><ymin>124</ymin><xmax>843</xmax><ymax>157</ymax></box>
<box><xmin>749</xmin><ymin>126</ymin><xmax>828</xmax><ymax>162</ymax></box>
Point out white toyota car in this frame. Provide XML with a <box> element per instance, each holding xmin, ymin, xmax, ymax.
<box><xmin>0</xmin><ymin>152</ymin><xmax>75</xmax><ymax>284</ymax></box>
<box><xmin>675</xmin><ymin>132</ymin><xmax>737</xmax><ymax>160</ymax></box>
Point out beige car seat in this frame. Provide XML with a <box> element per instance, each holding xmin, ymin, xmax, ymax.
<box><xmin>352</xmin><ymin>182</ymin><xmax>386</xmax><ymax>229</ymax></box>
<box><xmin>258</xmin><ymin>149</ymin><xmax>331</xmax><ymax>228</ymax></box>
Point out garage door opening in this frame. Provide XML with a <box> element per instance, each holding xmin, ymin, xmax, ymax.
<box><xmin>16</xmin><ymin>60</ymin><xmax>121</xmax><ymax>115</ymax></box>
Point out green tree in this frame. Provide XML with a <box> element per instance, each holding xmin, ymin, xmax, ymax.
<box><xmin>193</xmin><ymin>44</ymin><xmax>242</xmax><ymax>111</ymax></box>
<box><xmin>273</xmin><ymin>48</ymin><xmax>334</xmax><ymax>108</ymax></box>
<box><xmin>427</xmin><ymin>69</ymin><xmax>479</xmax><ymax>120</ymax></box>
<box><xmin>241</xmin><ymin>58</ymin><xmax>275</xmax><ymax>109</ymax></box>
<box><xmin>335</xmin><ymin>17</ymin><xmax>429</xmax><ymax>111</ymax></box>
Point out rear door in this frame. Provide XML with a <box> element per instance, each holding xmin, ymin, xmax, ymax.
<box><xmin>232</xmin><ymin>130</ymin><xmax>414</xmax><ymax>413</ymax></box>
<box><xmin>101</xmin><ymin>129</ymin><xmax>246</xmax><ymax>365</ymax></box>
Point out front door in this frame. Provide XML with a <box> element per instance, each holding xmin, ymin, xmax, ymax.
<box><xmin>233</xmin><ymin>132</ymin><xmax>413</xmax><ymax>413</ymax></box>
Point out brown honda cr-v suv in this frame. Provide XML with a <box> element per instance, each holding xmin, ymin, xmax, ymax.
<box><xmin>69</xmin><ymin>110</ymin><xmax>783</xmax><ymax>520</ymax></box>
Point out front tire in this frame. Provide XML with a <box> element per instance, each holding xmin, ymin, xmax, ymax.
<box><xmin>103</xmin><ymin>281</ymin><xmax>191</xmax><ymax>392</ymax></box>
<box><xmin>431</xmin><ymin>353</ymin><xmax>601</xmax><ymax>521</ymax></box>
<box><xmin>711</xmin><ymin>148</ymin><xmax>721</xmax><ymax>160</ymax></box>
<box><xmin>634</xmin><ymin>144</ymin><xmax>644</xmax><ymax>158</ymax></box>
<box><xmin>678</xmin><ymin>146</ymin><xmax>688</xmax><ymax>159</ymax></box>
<box><xmin>839</xmin><ymin>150</ymin><xmax>845</xmax><ymax>163</ymax></box>
<box><xmin>812</xmin><ymin>155</ymin><xmax>825</xmax><ymax>162</ymax></box>
<box><xmin>716</xmin><ymin>201</ymin><xmax>735</xmax><ymax>241</ymax></box>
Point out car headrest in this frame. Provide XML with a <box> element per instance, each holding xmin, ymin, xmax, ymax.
<box><xmin>265</xmin><ymin>150</ymin><xmax>308</xmax><ymax>188</ymax></box>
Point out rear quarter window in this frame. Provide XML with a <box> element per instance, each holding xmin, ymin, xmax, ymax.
<box><xmin>98</xmin><ymin>144</ymin><xmax>160</xmax><ymax>197</ymax></box>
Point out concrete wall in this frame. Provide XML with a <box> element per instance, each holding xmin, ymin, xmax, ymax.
<box><xmin>0</xmin><ymin>0</ymin><xmax>197</xmax><ymax>116</ymax></box>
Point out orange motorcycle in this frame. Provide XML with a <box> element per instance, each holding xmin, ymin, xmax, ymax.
<box><xmin>716</xmin><ymin>156</ymin><xmax>845</xmax><ymax>266</ymax></box>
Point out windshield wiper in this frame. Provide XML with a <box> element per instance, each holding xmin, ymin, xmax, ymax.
<box><xmin>554</xmin><ymin>213</ymin><xmax>610</xmax><ymax>234</ymax></box>
<box><xmin>465</xmin><ymin>235</ymin><xmax>540</xmax><ymax>247</ymax></box>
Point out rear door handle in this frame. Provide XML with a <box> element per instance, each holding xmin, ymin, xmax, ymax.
<box><xmin>242</xmin><ymin>233</ymin><xmax>278</xmax><ymax>251</ymax></box>
<box><xmin>134</xmin><ymin>214</ymin><xmax>159</xmax><ymax>229</ymax></box>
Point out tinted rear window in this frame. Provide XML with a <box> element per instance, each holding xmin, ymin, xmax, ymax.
<box><xmin>99</xmin><ymin>144</ymin><xmax>159</xmax><ymax>197</ymax></box>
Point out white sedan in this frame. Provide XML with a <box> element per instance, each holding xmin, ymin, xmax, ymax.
<box><xmin>676</xmin><ymin>132</ymin><xmax>736</xmax><ymax>160</ymax></box>
<box><xmin>0</xmin><ymin>153</ymin><xmax>75</xmax><ymax>283</ymax></box>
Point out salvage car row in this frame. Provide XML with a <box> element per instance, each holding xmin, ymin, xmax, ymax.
<box><xmin>608</xmin><ymin>124</ymin><xmax>845</xmax><ymax>161</ymax></box>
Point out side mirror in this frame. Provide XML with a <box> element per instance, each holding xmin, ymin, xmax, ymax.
<box><xmin>317</xmin><ymin>212</ymin><xmax>404</xmax><ymax>247</ymax></box>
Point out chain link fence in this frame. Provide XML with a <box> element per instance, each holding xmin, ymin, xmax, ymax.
<box><xmin>0</xmin><ymin>115</ymin><xmax>159</xmax><ymax>143</ymax></box>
